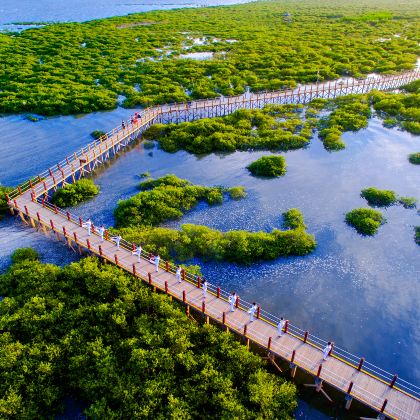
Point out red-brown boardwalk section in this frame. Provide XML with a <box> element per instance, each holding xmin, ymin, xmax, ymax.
<box><xmin>7</xmin><ymin>71</ymin><xmax>420</xmax><ymax>420</ymax></box>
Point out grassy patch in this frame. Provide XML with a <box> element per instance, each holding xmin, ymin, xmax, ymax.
<box><xmin>345</xmin><ymin>208</ymin><xmax>386</xmax><ymax>235</ymax></box>
<box><xmin>247</xmin><ymin>155</ymin><xmax>287</xmax><ymax>177</ymax></box>
<box><xmin>361</xmin><ymin>187</ymin><xmax>397</xmax><ymax>207</ymax></box>
<box><xmin>50</xmin><ymin>178</ymin><xmax>99</xmax><ymax>207</ymax></box>
<box><xmin>408</xmin><ymin>153</ymin><xmax>420</xmax><ymax>165</ymax></box>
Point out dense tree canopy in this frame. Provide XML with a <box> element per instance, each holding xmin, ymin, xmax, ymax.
<box><xmin>0</xmin><ymin>0</ymin><xmax>418</xmax><ymax>115</ymax></box>
<box><xmin>0</xmin><ymin>254</ymin><xmax>297</xmax><ymax>418</ymax></box>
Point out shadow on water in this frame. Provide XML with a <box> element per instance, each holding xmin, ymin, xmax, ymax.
<box><xmin>1</xmin><ymin>108</ymin><xmax>419</xmax><ymax>418</ymax></box>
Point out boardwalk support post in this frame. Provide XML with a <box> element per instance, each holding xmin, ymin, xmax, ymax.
<box><xmin>165</xmin><ymin>281</ymin><xmax>168</xmax><ymax>293</ymax></box>
<box><xmin>389</xmin><ymin>374</ymin><xmax>397</xmax><ymax>388</ymax></box>
<box><xmin>217</xmin><ymin>287</ymin><xmax>220</xmax><ymax>298</ymax></box>
<box><xmin>257</xmin><ymin>306</ymin><xmax>260</xmax><ymax>319</ymax></box>
<box><xmin>183</xmin><ymin>290</ymin><xmax>186</xmax><ymax>303</ymax></box>
<box><xmin>148</xmin><ymin>273</ymin><xmax>152</xmax><ymax>285</ymax></box>
<box><xmin>222</xmin><ymin>311</ymin><xmax>226</xmax><ymax>325</ymax></box>
<box><xmin>304</xmin><ymin>367</ymin><xmax>333</xmax><ymax>403</ymax></box>
<box><xmin>358</xmin><ymin>357</ymin><xmax>365</xmax><ymax>371</ymax></box>
<box><xmin>290</xmin><ymin>350</ymin><xmax>297</xmax><ymax>378</ymax></box>
<box><xmin>345</xmin><ymin>382</ymin><xmax>354</xmax><ymax>410</ymax></box>
<box><xmin>304</xmin><ymin>331</ymin><xmax>309</xmax><ymax>343</ymax></box>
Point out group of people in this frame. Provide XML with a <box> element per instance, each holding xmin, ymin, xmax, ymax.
<box><xmin>81</xmin><ymin>220</ymin><xmax>334</xmax><ymax>361</ymax></box>
<box><xmin>82</xmin><ymin>218</ymin><xmax>105</xmax><ymax>241</ymax></box>
<box><xmin>121</xmin><ymin>112</ymin><xmax>140</xmax><ymax>130</ymax></box>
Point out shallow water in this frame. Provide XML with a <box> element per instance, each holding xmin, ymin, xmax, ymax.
<box><xmin>1</xmin><ymin>107</ymin><xmax>419</xmax><ymax>391</ymax></box>
<box><xmin>0</xmin><ymin>0</ymin><xmax>253</xmax><ymax>30</ymax></box>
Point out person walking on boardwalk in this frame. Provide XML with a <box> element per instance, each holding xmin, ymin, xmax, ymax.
<box><xmin>83</xmin><ymin>218</ymin><xmax>92</xmax><ymax>236</ymax></box>
<box><xmin>176</xmin><ymin>266</ymin><xmax>182</xmax><ymax>283</ymax></box>
<box><xmin>155</xmin><ymin>254</ymin><xmax>160</xmax><ymax>272</ymax></box>
<box><xmin>98</xmin><ymin>225</ymin><xmax>105</xmax><ymax>242</ymax></box>
<box><xmin>132</xmin><ymin>244</ymin><xmax>142</xmax><ymax>263</ymax></box>
<box><xmin>323</xmin><ymin>342</ymin><xmax>333</xmax><ymax>360</ymax></box>
<box><xmin>277</xmin><ymin>317</ymin><xmax>286</xmax><ymax>337</ymax></box>
<box><xmin>248</xmin><ymin>302</ymin><xmax>258</xmax><ymax>322</ymax></box>
<box><xmin>111</xmin><ymin>235</ymin><xmax>122</xmax><ymax>250</ymax></box>
<box><xmin>228</xmin><ymin>292</ymin><xmax>237</xmax><ymax>312</ymax></box>
<box><xmin>202</xmin><ymin>279</ymin><xmax>208</xmax><ymax>300</ymax></box>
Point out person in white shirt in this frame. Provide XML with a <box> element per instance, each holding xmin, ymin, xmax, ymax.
<box><xmin>277</xmin><ymin>317</ymin><xmax>286</xmax><ymax>337</ymax></box>
<box><xmin>83</xmin><ymin>218</ymin><xmax>92</xmax><ymax>236</ymax></box>
<box><xmin>228</xmin><ymin>292</ymin><xmax>237</xmax><ymax>312</ymax></box>
<box><xmin>155</xmin><ymin>254</ymin><xmax>160</xmax><ymax>272</ymax></box>
<box><xmin>323</xmin><ymin>342</ymin><xmax>333</xmax><ymax>360</ymax></box>
<box><xmin>202</xmin><ymin>279</ymin><xmax>208</xmax><ymax>299</ymax></box>
<box><xmin>176</xmin><ymin>266</ymin><xmax>182</xmax><ymax>283</ymax></box>
<box><xmin>98</xmin><ymin>225</ymin><xmax>105</xmax><ymax>242</ymax></box>
<box><xmin>132</xmin><ymin>244</ymin><xmax>142</xmax><ymax>263</ymax></box>
<box><xmin>248</xmin><ymin>302</ymin><xmax>258</xmax><ymax>322</ymax></box>
<box><xmin>111</xmin><ymin>235</ymin><xmax>121</xmax><ymax>250</ymax></box>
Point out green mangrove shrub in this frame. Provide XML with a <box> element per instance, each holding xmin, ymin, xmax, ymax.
<box><xmin>415</xmin><ymin>227</ymin><xmax>420</xmax><ymax>245</ymax></box>
<box><xmin>0</xmin><ymin>255</ymin><xmax>298</xmax><ymax>418</ymax></box>
<box><xmin>10</xmin><ymin>247</ymin><xmax>40</xmax><ymax>264</ymax></box>
<box><xmin>0</xmin><ymin>185</ymin><xmax>13</xmax><ymax>219</ymax></box>
<box><xmin>116</xmin><ymin>223</ymin><xmax>317</xmax><ymax>264</ymax></box>
<box><xmin>50</xmin><ymin>178</ymin><xmax>99</xmax><ymax>207</ymax></box>
<box><xmin>144</xmin><ymin>106</ymin><xmax>313</xmax><ymax>154</ymax></box>
<box><xmin>318</xmin><ymin>95</ymin><xmax>371</xmax><ymax>150</ymax></box>
<box><xmin>247</xmin><ymin>155</ymin><xmax>287</xmax><ymax>177</ymax></box>
<box><xmin>345</xmin><ymin>208</ymin><xmax>386</xmax><ymax>235</ymax></box>
<box><xmin>114</xmin><ymin>175</ymin><xmax>243</xmax><ymax>227</ymax></box>
<box><xmin>90</xmin><ymin>130</ymin><xmax>105</xmax><ymax>139</ymax></box>
<box><xmin>283</xmin><ymin>208</ymin><xmax>307</xmax><ymax>230</ymax></box>
<box><xmin>360</xmin><ymin>187</ymin><xmax>397</xmax><ymax>207</ymax></box>
<box><xmin>228</xmin><ymin>186</ymin><xmax>247</xmax><ymax>200</ymax></box>
<box><xmin>408</xmin><ymin>153</ymin><xmax>420</xmax><ymax>165</ymax></box>
<box><xmin>398</xmin><ymin>197</ymin><xmax>418</xmax><ymax>209</ymax></box>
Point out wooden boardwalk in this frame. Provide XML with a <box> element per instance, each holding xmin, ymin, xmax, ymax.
<box><xmin>7</xmin><ymin>70</ymin><xmax>420</xmax><ymax>420</ymax></box>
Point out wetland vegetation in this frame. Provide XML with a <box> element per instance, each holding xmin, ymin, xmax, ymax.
<box><xmin>0</xmin><ymin>0</ymin><xmax>418</xmax><ymax>115</ymax></box>
<box><xmin>113</xmin><ymin>176</ymin><xmax>316</xmax><ymax>264</ymax></box>
<box><xmin>0</xmin><ymin>252</ymin><xmax>297</xmax><ymax>418</ymax></box>
<box><xmin>144</xmin><ymin>105</ymin><xmax>313</xmax><ymax>154</ymax></box>
<box><xmin>0</xmin><ymin>185</ymin><xmax>13</xmax><ymax>219</ymax></box>
<box><xmin>345</xmin><ymin>208</ymin><xmax>386</xmax><ymax>235</ymax></box>
<box><xmin>360</xmin><ymin>187</ymin><xmax>397</xmax><ymax>207</ymax></box>
<box><xmin>50</xmin><ymin>178</ymin><xmax>99</xmax><ymax>207</ymax></box>
<box><xmin>247</xmin><ymin>155</ymin><xmax>287</xmax><ymax>177</ymax></box>
<box><xmin>408</xmin><ymin>152</ymin><xmax>420</xmax><ymax>165</ymax></box>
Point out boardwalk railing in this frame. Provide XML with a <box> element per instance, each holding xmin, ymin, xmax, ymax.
<box><xmin>8</xmin><ymin>70</ymin><xmax>420</xmax><ymax>199</ymax></box>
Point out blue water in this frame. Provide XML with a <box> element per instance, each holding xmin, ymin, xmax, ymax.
<box><xmin>0</xmin><ymin>0</ymin><xmax>253</xmax><ymax>30</ymax></box>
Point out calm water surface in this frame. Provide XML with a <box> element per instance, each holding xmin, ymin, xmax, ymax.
<box><xmin>0</xmin><ymin>0</ymin><xmax>253</xmax><ymax>30</ymax></box>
